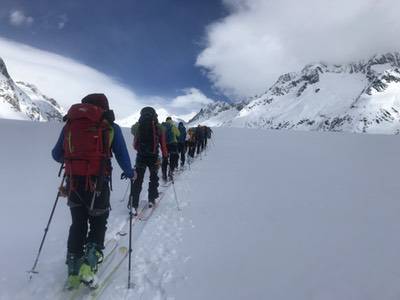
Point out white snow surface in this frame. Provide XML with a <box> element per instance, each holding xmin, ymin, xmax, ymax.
<box><xmin>1</xmin><ymin>120</ymin><xmax>400</xmax><ymax>299</ymax></box>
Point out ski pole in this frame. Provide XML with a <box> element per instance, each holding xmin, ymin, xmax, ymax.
<box><xmin>28</xmin><ymin>164</ymin><xmax>65</xmax><ymax>280</ymax></box>
<box><xmin>171</xmin><ymin>176</ymin><xmax>181</xmax><ymax>211</ymax></box>
<box><xmin>127</xmin><ymin>178</ymin><xmax>134</xmax><ymax>289</ymax></box>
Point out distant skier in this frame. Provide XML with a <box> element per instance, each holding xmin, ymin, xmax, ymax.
<box><xmin>187</xmin><ymin>127</ymin><xmax>196</xmax><ymax>159</ymax></box>
<box><xmin>177</xmin><ymin>122</ymin><xmax>187</xmax><ymax>168</ymax></box>
<box><xmin>161</xmin><ymin>117</ymin><xmax>180</xmax><ymax>180</ymax></box>
<box><xmin>130</xmin><ymin>107</ymin><xmax>168</xmax><ymax>211</ymax></box>
<box><xmin>195</xmin><ymin>125</ymin><xmax>204</xmax><ymax>155</ymax></box>
<box><xmin>204</xmin><ymin>126</ymin><xmax>213</xmax><ymax>148</ymax></box>
<box><xmin>52</xmin><ymin>94</ymin><xmax>135</xmax><ymax>289</ymax></box>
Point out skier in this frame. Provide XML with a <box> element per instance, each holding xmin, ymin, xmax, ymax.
<box><xmin>130</xmin><ymin>107</ymin><xmax>168</xmax><ymax>212</ymax></box>
<box><xmin>161</xmin><ymin>117</ymin><xmax>180</xmax><ymax>180</ymax></box>
<box><xmin>52</xmin><ymin>94</ymin><xmax>135</xmax><ymax>289</ymax></box>
<box><xmin>187</xmin><ymin>127</ymin><xmax>196</xmax><ymax>160</ymax></box>
<box><xmin>177</xmin><ymin>122</ymin><xmax>187</xmax><ymax>168</ymax></box>
<box><xmin>195</xmin><ymin>125</ymin><xmax>204</xmax><ymax>155</ymax></box>
<box><xmin>204</xmin><ymin>126</ymin><xmax>212</xmax><ymax>148</ymax></box>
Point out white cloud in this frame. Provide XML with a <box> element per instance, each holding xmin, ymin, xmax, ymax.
<box><xmin>9</xmin><ymin>10</ymin><xmax>34</xmax><ymax>27</ymax></box>
<box><xmin>0</xmin><ymin>38</ymin><xmax>216</xmax><ymax>124</ymax></box>
<box><xmin>170</xmin><ymin>88</ymin><xmax>214</xmax><ymax>111</ymax></box>
<box><xmin>0</xmin><ymin>37</ymin><xmax>142</xmax><ymax>119</ymax></box>
<box><xmin>118</xmin><ymin>88</ymin><xmax>214</xmax><ymax>126</ymax></box>
<box><xmin>197</xmin><ymin>0</ymin><xmax>400</xmax><ymax>98</ymax></box>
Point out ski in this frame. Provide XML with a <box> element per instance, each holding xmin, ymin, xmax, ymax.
<box><xmin>139</xmin><ymin>188</ymin><xmax>170</xmax><ymax>221</ymax></box>
<box><xmin>89</xmin><ymin>246</ymin><xmax>129</xmax><ymax>300</ymax></box>
<box><xmin>115</xmin><ymin>201</ymin><xmax>147</xmax><ymax>236</ymax></box>
<box><xmin>138</xmin><ymin>203</ymin><xmax>157</xmax><ymax>221</ymax></box>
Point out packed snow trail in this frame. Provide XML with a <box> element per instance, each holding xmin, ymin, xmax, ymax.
<box><xmin>2</xmin><ymin>119</ymin><xmax>400</xmax><ymax>299</ymax></box>
<box><xmin>0</xmin><ymin>119</ymin><xmax>189</xmax><ymax>299</ymax></box>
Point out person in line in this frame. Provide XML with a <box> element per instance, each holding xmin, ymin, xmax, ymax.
<box><xmin>195</xmin><ymin>125</ymin><xmax>204</xmax><ymax>155</ymax></box>
<box><xmin>177</xmin><ymin>122</ymin><xmax>187</xmax><ymax>168</ymax></box>
<box><xmin>187</xmin><ymin>127</ymin><xmax>196</xmax><ymax>161</ymax></box>
<box><xmin>52</xmin><ymin>94</ymin><xmax>135</xmax><ymax>289</ymax></box>
<box><xmin>130</xmin><ymin>107</ymin><xmax>168</xmax><ymax>212</ymax></box>
<box><xmin>204</xmin><ymin>126</ymin><xmax>213</xmax><ymax>148</ymax></box>
<box><xmin>161</xmin><ymin>117</ymin><xmax>180</xmax><ymax>180</ymax></box>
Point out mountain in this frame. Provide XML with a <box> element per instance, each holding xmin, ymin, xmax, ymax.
<box><xmin>189</xmin><ymin>53</ymin><xmax>400</xmax><ymax>134</ymax></box>
<box><xmin>0</xmin><ymin>58</ymin><xmax>63</xmax><ymax>121</ymax></box>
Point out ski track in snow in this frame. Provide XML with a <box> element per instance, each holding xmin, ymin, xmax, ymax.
<box><xmin>0</xmin><ymin>119</ymin><xmax>197</xmax><ymax>300</ymax></box>
<box><xmin>27</xmin><ymin>167</ymin><xmax>194</xmax><ymax>300</ymax></box>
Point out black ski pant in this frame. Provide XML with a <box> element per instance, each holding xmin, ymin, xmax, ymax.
<box><xmin>67</xmin><ymin>176</ymin><xmax>110</xmax><ymax>257</ymax></box>
<box><xmin>196</xmin><ymin>140</ymin><xmax>203</xmax><ymax>155</ymax></box>
<box><xmin>177</xmin><ymin>142</ymin><xmax>186</xmax><ymax>166</ymax></box>
<box><xmin>204</xmin><ymin>137</ymin><xmax>208</xmax><ymax>148</ymax></box>
<box><xmin>131</xmin><ymin>154</ymin><xmax>159</xmax><ymax>209</ymax></box>
<box><xmin>188</xmin><ymin>141</ymin><xmax>196</xmax><ymax>158</ymax></box>
<box><xmin>162</xmin><ymin>143</ymin><xmax>179</xmax><ymax>177</ymax></box>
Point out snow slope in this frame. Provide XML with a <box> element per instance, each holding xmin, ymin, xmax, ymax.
<box><xmin>1</xmin><ymin>120</ymin><xmax>400</xmax><ymax>299</ymax></box>
<box><xmin>0</xmin><ymin>58</ymin><xmax>63</xmax><ymax>122</ymax></box>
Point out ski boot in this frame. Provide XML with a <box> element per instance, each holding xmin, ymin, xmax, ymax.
<box><xmin>162</xmin><ymin>173</ymin><xmax>168</xmax><ymax>182</ymax></box>
<box><xmin>149</xmin><ymin>199</ymin><xmax>155</xmax><ymax>208</ymax></box>
<box><xmin>66</xmin><ymin>252</ymin><xmax>82</xmax><ymax>290</ymax></box>
<box><xmin>79</xmin><ymin>243</ymin><xmax>103</xmax><ymax>288</ymax></box>
<box><xmin>132</xmin><ymin>206</ymin><xmax>138</xmax><ymax>216</ymax></box>
<box><xmin>127</xmin><ymin>199</ymin><xmax>138</xmax><ymax>216</ymax></box>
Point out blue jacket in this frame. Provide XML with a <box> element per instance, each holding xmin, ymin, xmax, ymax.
<box><xmin>52</xmin><ymin>123</ymin><xmax>133</xmax><ymax>177</ymax></box>
<box><xmin>178</xmin><ymin>124</ymin><xmax>186</xmax><ymax>143</ymax></box>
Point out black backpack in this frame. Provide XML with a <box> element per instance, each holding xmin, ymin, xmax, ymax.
<box><xmin>137</xmin><ymin>113</ymin><xmax>159</xmax><ymax>155</ymax></box>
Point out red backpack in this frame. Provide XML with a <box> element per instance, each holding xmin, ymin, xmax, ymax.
<box><xmin>63</xmin><ymin>103</ymin><xmax>112</xmax><ymax>181</ymax></box>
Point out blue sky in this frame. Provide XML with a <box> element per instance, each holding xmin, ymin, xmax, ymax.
<box><xmin>2</xmin><ymin>0</ymin><xmax>397</xmax><ymax>114</ymax></box>
<box><xmin>0</xmin><ymin>0</ymin><xmax>227</xmax><ymax>100</ymax></box>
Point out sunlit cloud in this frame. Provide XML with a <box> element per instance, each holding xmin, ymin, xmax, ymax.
<box><xmin>0</xmin><ymin>38</ymin><xmax>216</xmax><ymax>123</ymax></box>
<box><xmin>9</xmin><ymin>10</ymin><xmax>34</xmax><ymax>27</ymax></box>
<box><xmin>198</xmin><ymin>0</ymin><xmax>400</xmax><ymax>98</ymax></box>
<box><xmin>0</xmin><ymin>37</ymin><xmax>142</xmax><ymax>119</ymax></box>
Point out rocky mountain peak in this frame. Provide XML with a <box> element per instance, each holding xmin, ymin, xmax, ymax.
<box><xmin>190</xmin><ymin>52</ymin><xmax>400</xmax><ymax>134</ymax></box>
<box><xmin>0</xmin><ymin>58</ymin><xmax>11</xmax><ymax>79</ymax></box>
<box><xmin>0</xmin><ymin>58</ymin><xmax>64</xmax><ymax>121</ymax></box>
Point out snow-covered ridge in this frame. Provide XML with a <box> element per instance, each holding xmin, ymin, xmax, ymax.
<box><xmin>190</xmin><ymin>53</ymin><xmax>400</xmax><ymax>134</ymax></box>
<box><xmin>0</xmin><ymin>57</ymin><xmax>64</xmax><ymax>121</ymax></box>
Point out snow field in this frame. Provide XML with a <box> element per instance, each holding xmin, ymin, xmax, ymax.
<box><xmin>1</xmin><ymin>119</ymin><xmax>400</xmax><ymax>299</ymax></box>
<box><xmin>170</xmin><ymin>128</ymin><xmax>400</xmax><ymax>300</ymax></box>
<box><xmin>0</xmin><ymin>119</ymin><xmax>192</xmax><ymax>299</ymax></box>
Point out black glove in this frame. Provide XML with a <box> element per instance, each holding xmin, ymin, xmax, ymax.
<box><xmin>121</xmin><ymin>169</ymin><xmax>136</xmax><ymax>180</ymax></box>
